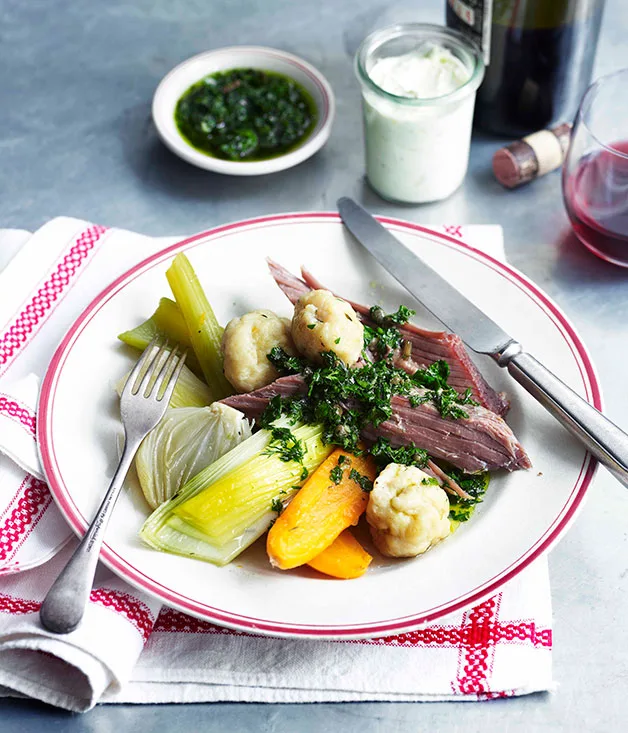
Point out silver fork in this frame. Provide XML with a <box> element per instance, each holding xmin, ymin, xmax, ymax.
<box><xmin>40</xmin><ymin>338</ymin><xmax>187</xmax><ymax>634</ymax></box>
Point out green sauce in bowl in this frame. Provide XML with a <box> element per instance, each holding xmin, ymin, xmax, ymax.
<box><xmin>175</xmin><ymin>68</ymin><xmax>318</xmax><ymax>162</ymax></box>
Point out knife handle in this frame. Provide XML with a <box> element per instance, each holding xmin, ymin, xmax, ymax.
<box><xmin>506</xmin><ymin>351</ymin><xmax>628</xmax><ymax>487</ymax></box>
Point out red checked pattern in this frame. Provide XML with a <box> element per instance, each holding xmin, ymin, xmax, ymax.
<box><xmin>154</xmin><ymin>596</ymin><xmax>551</xmax><ymax>697</ymax></box>
<box><xmin>154</xmin><ymin>608</ymin><xmax>249</xmax><ymax>636</ymax></box>
<box><xmin>89</xmin><ymin>589</ymin><xmax>155</xmax><ymax>643</ymax></box>
<box><xmin>0</xmin><ymin>225</ymin><xmax>107</xmax><ymax>371</ymax></box>
<box><xmin>0</xmin><ymin>588</ymin><xmax>153</xmax><ymax>644</ymax></box>
<box><xmin>0</xmin><ymin>593</ymin><xmax>40</xmax><ymax>615</ymax></box>
<box><xmin>455</xmin><ymin>596</ymin><xmax>501</xmax><ymax>694</ymax></box>
<box><xmin>0</xmin><ymin>590</ymin><xmax>550</xmax><ymax>696</ymax></box>
<box><xmin>0</xmin><ymin>393</ymin><xmax>37</xmax><ymax>436</ymax></box>
<box><xmin>0</xmin><ymin>476</ymin><xmax>51</xmax><ymax>563</ymax></box>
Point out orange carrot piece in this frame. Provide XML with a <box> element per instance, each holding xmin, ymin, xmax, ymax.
<box><xmin>307</xmin><ymin>529</ymin><xmax>372</xmax><ymax>579</ymax></box>
<box><xmin>267</xmin><ymin>448</ymin><xmax>377</xmax><ymax>570</ymax></box>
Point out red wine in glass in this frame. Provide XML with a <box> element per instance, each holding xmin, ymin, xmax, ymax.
<box><xmin>563</xmin><ymin>69</ymin><xmax>628</xmax><ymax>267</ymax></box>
<box><xmin>564</xmin><ymin>141</ymin><xmax>628</xmax><ymax>266</ymax></box>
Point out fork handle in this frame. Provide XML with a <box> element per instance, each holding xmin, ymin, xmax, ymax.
<box><xmin>39</xmin><ymin>435</ymin><xmax>142</xmax><ymax>634</ymax></box>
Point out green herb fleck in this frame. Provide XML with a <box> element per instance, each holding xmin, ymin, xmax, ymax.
<box><xmin>364</xmin><ymin>305</ymin><xmax>416</xmax><ymax>358</ymax></box>
<box><xmin>264</xmin><ymin>427</ymin><xmax>306</xmax><ymax>465</ymax></box>
<box><xmin>259</xmin><ymin>395</ymin><xmax>284</xmax><ymax>427</ymax></box>
<box><xmin>349</xmin><ymin>468</ymin><xmax>373</xmax><ymax>492</ymax></box>
<box><xmin>263</xmin><ymin>426</ymin><xmax>310</xmax><ymax>481</ymax></box>
<box><xmin>266</xmin><ymin>346</ymin><xmax>309</xmax><ymax>376</ymax></box>
<box><xmin>329</xmin><ymin>465</ymin><xmax>343</xmax><ymax>484</ymax></box>
<box><xmin>270</xmin><ymin>497</ymin><xmax>284</xmax><ymax>514</ymax></box>
<box><xmin>412</xmin><ymin>361</ymin><xmax>478</xmax><ymax>420</ymax></box>
<box><xmin>380</xmin><ymin>305</ymin><xmax>416</xmax><ymax>326</ymax></box>
<box><xmin>369</xmin><ymin>437</ymin><xmax>428</xmax><ymax>469</ymax></box>
<box><xmin>409</xmin><ymin>393</ymin><xmax>430</xmax><ymax>408</ymax></box>
<box><xmin>421</xmin><ymin>477</ymin><xmax>439</xmax><ymax>486</ymax></box>
<box><xmin>307</xmin><ymin>323</ymin><xmax>316</xmax><ymax>330</ymax></box>
<box><xmin>334</xmin><ymin>337</ymin><xmax>341</xmax><ymax>344</ymax></box>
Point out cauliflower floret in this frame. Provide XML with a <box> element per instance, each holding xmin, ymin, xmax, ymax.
<box><xmin>292</xmin><ymin>289</ymin><xmax>364</xmax><ymax>366</ymax></box>
<box><xmin>222</xmin><ymin>309</ymin><xmax>295</xmax><ymax>393</ymax></box>
<box><xmin>366</xmin><ymin>463</ymin><xmax>451</xmax><ymax>558</ymax></box>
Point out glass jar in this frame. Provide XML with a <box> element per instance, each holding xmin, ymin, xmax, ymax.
<box><xmin>355</xmin><ymin>23</ymin><xmax>485</xmax><ymax>204</ymax></box>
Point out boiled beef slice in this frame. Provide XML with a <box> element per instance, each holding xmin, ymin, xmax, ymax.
<box><xmin>220</xmin><ymin>376</ymin><xmax>530</xmax><ymax>474</ymax></box>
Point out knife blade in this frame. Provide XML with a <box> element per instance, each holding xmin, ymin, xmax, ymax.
<box><xmin>337</xmin><ymin>196</ymin><xmax>628</xmax><ymax>489</ymax></box>
<box><xmin>337</xmin><ymin>196</ymin><xmax>514</xmax><ymax>358</ymax></box>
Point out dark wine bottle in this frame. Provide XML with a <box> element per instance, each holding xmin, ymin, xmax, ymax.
<box><xmin>446</xmin><ymin>0</ymin><xmax>606</xmax><ymax>137</ymax></box>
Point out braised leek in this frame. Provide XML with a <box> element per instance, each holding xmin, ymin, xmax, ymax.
<box><xmin>139</xmin><ymin>422</ymin><xmax>333</xmax><ymax>565</ymax></box>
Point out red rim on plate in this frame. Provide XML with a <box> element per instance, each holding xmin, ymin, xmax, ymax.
<box><xmin>37</xmin><ymin>213</ymin><xmax>601</xmax><ymax>638</ymax></box>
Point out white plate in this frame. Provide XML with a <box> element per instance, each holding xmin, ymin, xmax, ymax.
<box><xmin>152</xmin><ymin>46</ymin><xmax>335</xmax><ymax>175</ymax></box>
<box><xmin>38</xmin><ymin>214</ymin><xmax>600</xmax><ymax>639</ymax></box>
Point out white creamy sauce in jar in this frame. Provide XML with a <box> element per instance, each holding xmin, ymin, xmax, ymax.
<box><xmin>363</xmin><ymin>44</ymin><xmax>475</xmax><ymax>203</ymax></box>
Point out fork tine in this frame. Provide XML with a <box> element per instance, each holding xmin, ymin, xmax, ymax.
<box><xmin>159</xmin><ymin>350</ymin><xmax>188</xmax><ymax>405</ymax></box>
<box><xmin>135</xmin><ymin>340</ymin><xmax>169</xmax><ymax>397</ymax></box>
<box><xmin>121</xmin><ymin>336</ymin><xmax>161</xmax><ymax>398</ymax></box>
<box><xmin>149</xmin><ymin>344</ymin><xmax>181</xmax><ymax>400</ymax></box>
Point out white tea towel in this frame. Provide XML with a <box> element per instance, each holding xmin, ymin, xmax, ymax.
<box><xmin>0</xmin><ymin>221</ymin><xmax>179</xmax><ymax>575</ymax></box>
<box><xmin>0</xmin><ymin>218</ymin><xmax>553</xmax><ymax>711</ymax></box>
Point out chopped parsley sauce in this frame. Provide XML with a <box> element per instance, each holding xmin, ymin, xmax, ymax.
<box><xmin>263</xmin><ymin>426</ymin><xmax>308</xmax><ymax>480</ymax></box>
<box><xmin>363</xmin><ymin>305</ymin><xmax>415</xmax><ymax>357</ymax></box>
<box><xmin>446</xmin><ymin>469</ymin><xmax>490</xmax><ymax>523</ymax></box>
<box><xmin>263</xmin><ymin>303</ymin><xmax>490</xmax><ymax>519</ymax></box>
<box><xmin>175</xmin><ymin>68</ymin><xmax>317</xmax><ymax>162</ymax></box>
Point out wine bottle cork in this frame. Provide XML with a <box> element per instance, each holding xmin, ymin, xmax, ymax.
<box><xmin>492</xmin><ymin>123</ymin><xmax>572</xmax><ymax>189</ymax></box>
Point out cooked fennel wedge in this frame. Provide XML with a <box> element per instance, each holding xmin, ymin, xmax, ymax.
<box><xmin>135</xmin><ymin>404</ymin><xmax>253</xmax><ymax>509</ymax></box>
<box><xmin>139</xmin><ymin>422</ymin><xmax>333</xmax><ymax>566</ymax></box>
<box><xmin>115</xmin><ymin>361</ymin><xmax>213</xmax><ymax>408</ymax></box>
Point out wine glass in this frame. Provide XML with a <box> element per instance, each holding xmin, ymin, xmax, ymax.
<box><xmin>562</xmin><ymin>68</ymin><xmax>628</xmax><ymax>267</ymax></box>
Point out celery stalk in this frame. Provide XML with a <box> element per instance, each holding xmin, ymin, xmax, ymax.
<box><xmin>139</xmin><ymin>422</ymin><xmax>333</xmax><ymax>566</ymax></box>
<box><xmin>118</xmin><ymin>297</ymin><xmax>201</xmax><ymax>376</ymax></box>
<box><xmin>166</xmin><ymin>253</ymin><xmax>233</xmax><ymax>399</ymax></box>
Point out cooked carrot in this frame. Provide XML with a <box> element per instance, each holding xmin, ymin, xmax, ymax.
<box><xmin>266</xmin><ymin>448</ymin><xmax>377</xmax><ymax>570</ymax></box>
<box><xmin>307</xmin><ymin>529</ymin><xmax>372</xmax><ymax>579</ymax></box>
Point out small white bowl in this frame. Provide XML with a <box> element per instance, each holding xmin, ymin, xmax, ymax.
<box><xmin>152</xmin><ymin>46</ymin><xmax>336</xmax><ymax>175</ymax></box>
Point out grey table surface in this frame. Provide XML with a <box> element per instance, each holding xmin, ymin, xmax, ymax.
<box><xmin>1</xmin><ymin>0</ymin><xmax>627</xmax><ymax>730</ymax></box>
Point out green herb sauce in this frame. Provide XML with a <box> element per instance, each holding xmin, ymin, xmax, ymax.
<box><xmin>175</xmin><ymin>68</ymin><xmax>318</xmax><ymax>162</ymax></box>
<box><xmin>262</xmin><ymin>304</ymin><xmax>491</xmax><ymax>526</ymax></box>
<box><xmin>447</xmin><ymin>470</ymin><xmax>490</xmax><ymax>525</ymax></box>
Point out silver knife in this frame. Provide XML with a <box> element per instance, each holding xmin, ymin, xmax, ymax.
<box><xmin>338</xmin><ymin>196</ymin><xmax>628</xmax><ymax>488</ymax></box>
